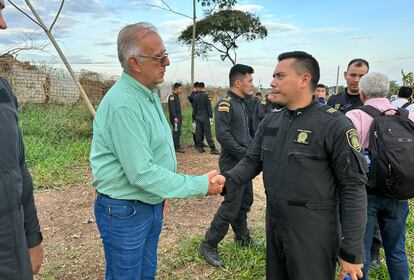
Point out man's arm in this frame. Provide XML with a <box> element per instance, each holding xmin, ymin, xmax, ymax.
<box><xmin>214</xmin><ymin>101</ymin><xmax>247</xmax><ymax>160</ymax></box>
<box><xmin>327</xmin><ymin>116</ymin><xmax>367</xmax><ymax>265</ymax></box>
<box><xmin>109</xmin><ymin>107</ymin><xmax>209</xmax><ymax>199</ymax></box>
<box><xmin>206</xmin><ymin>94</ymin><xmax>213</xmax><ymax>118</ymax></box>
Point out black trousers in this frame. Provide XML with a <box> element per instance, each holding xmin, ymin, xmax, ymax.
<box><xmin>170</xmin><ymin>118</ymin><xmax>182</xmax><ymax>149</ymax></box>
<box><xmin>204</xmin><ymin>178</ymin><xmax>253</xmax><ymax>246</ymax></box>
<box><xmin>195</xmin><ymin>117</ymin><xmax>215</xmax><ymax>149</ymax></box>
<box><xmin>265</xmin><ymin>205</ymin><xmax>338</xmax><ymax>280</ymax></box>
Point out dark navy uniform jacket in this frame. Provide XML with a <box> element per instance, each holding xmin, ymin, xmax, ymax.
<box><xmin>327</xmin><ymin>88</ymin><xmax>363</xmax><ymax>113</ymax></box>
<box><xmin>192</xmin><ymin>91</ymin><xmax>213</xmax><ymax>121</ymax></box>
<box><xmin>215</xmin><ymin>91</ymin><xmax>252</xmax><ymax>169</ymax></box>
<box><xmin>0</xmin><ymin>76</ymin><xmax>42</xmax><ymax>279</ymax></box>
<box><xmin>167</xmin><ymin>92</ymin><xmax>182</xmax><ymax>123</ymax></box>
<box><xmin>224</xmin><ymin>100</ymin><xmax>368</xmax><ymax>264</ymax></box>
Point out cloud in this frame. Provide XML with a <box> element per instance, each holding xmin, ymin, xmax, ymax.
<box><xmin>265</xmin><ymin>21</ymin><xmax>300</xmax><ymax>33</ymax></box>
<box><xmin>233</xmin><ymin>4</ymin><xmax>264</xmax><ymax>13</ymax></box>
<box><xmin>350</xmin><ymin>36</ymin><xmax>373</xmax><ymax>41</ymax></box>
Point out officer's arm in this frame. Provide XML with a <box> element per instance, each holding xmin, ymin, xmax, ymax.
<box><xmin>327</xmin><ymin>117</ymin><xmax>368</xmax><ymax>265</ymax></box>
<box><xmin>226</xmin><ymin>116</ymin><xmax>265</xmax><ymax>185</ymax></box>
<box><xmin>207</xmin><ymin>95</ymin><xmax>213</xmax><ymax>118</ymax></box>
<box><xmin>214</xmin><ymin>101</ymin><xmax>247</xmax><ymax>160</ymax></box>
<box><xmin>192</xmin><ymin>95</ymin><xmax>198</xmax><ymax>120</ymax></box>
<box><xmin>168</xmin><ymin>96</ymin><xmax>176</xmax><ymax>119</ymax></box>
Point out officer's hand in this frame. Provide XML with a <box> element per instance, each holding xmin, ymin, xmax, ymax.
<box><xmin>29</xmin><ymin>243</ymin><xmax>43</xmax><ymax>275</ymax></box>
<box><xmin>338</xmin><ymin>258</ymin><xmax>363</xmax><ymax>280</ymax></box>
<box><xmin>209</xmin><ymin>118</ymin><xmax>213</xmax><ymax>125</ymax></box>
<box><xmin>174</xmin><ymin>117</ymin><xmax>178</xmax><ymax>123</ymax></box>
<box><xmin>206</xmin><ymin>170</ymin><xmax>225</xmax><ymax>195</ymax></box>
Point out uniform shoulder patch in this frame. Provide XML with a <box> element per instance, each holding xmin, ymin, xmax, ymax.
<box><xmin>223</xmin><ymin>95</ymin><xmax>231</xmax><ymax>101</ymax></box>
<box><xmin>169</xmin><ymin>95</ymin><xmax>174</xmax><ymax>100</ymax></box>
<box><xmin>346</xmin><ymin>128</ymin><xmax>361</xmax><ymax>152</ymax></box>
<box><xmin>217</xmin><ymin>100</ymin><xmax>231</xmax><ymax>112</ymax></box>
<box><xmin>326</xmin><ymin>107</ymin><xmax>337</xmax><ymax>113</ymax></box>
<box><xmin>261</xmin><ymin>99</ymin><xmax>267</xmax><ymax>105</ymax></box>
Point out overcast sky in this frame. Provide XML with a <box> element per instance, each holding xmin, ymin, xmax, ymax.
<box><xmin>1</xmin><ymin>0</ymin><xmax>413</xmax><ymax>88</ymax></box>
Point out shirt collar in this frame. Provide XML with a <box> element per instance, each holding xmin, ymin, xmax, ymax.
<box><xmin>121</xmin><ymin>72</ymin><xmax>157</xmax><ymax>100</ymax></box>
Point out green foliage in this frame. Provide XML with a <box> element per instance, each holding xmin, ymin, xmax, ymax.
<box><xmin>19</xmin><ymin>105</ymin><xmax>93</xmax><ymax>189</ymax></box>
<box><xmin>178</xmin><ymin>9</ymin><xmax>268</xmax><ymax>64</ymax></box>
<box><xmin>401</xmin><ymin>69</ymin><xmax>414</xmax><ymax>87</ymax></box>
<box><xmin>388</xmin><ymin>80</ymin><xmax>400</xmax><ymax>98</ymax></box>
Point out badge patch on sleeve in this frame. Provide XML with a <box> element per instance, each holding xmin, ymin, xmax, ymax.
<box><xmin>169</xmin><ymin>96</ymin><xmax>174</xmax><ymax>100</ymax></box>
<box><xmin>346</xmin><ymin>129</ymin><xmax>361</xmax><ymax>152</ymax></box>
<box><xmin>334</xmin><ymin>104</ymin><xmax>341</xmax><ymax>110</ymax></box>
<box><xmin>294</xmin><ymin>129</ymin><xmax>312</xmax><ymax>145</ymax></box>
<box><xmin>217</xmin><ymin>101</ymin><xmax>230</xmax><ymax>112</ymax></box>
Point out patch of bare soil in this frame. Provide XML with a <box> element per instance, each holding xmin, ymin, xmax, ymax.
<box><xmin>34</xmin><ymin>147</ymin><xmax>265</xmax><ymax>279</ymax></box>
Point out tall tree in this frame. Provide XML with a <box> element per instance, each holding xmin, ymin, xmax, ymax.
<box><xmin>401</xmin><ymin>69</ymin><xmax>414</xmax><ymax>87</ymax></box>
<box><xmin>178</xmin><ymin>9</ymin><xmax>268</xmax><ymax>65</ymax></box>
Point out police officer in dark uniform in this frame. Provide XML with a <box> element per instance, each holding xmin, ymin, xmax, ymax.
<box><xmin>198</xmin><ymin>64</ymin><xmax>259</xmax><ymax>267</ymax></box>
<box><xmin>168</xmin><ymin>82</ymin><xmax>185</xmax><ymax>153</ymax></box>
<box><xmin>218</xmin><ymin>52</ymin><xmax>368</xmax><ymax>280</ymax></box>
<box><xmin>327</xmin><ymin>59</ymin><xmax>382</xmax><ymax>268</ymax></box>
<box><xmin>327</xmin><ymin>59</ymin><xmax>369</xmax><ymax>113</ymax></box>
<box><xmin>192</xmin><ymin>82</ymin><xmax>220</xmax><ymax>154</ymax></box>
<box><xmin>253</xmin><ymin>94</ymin><xmax>283</xmax><ymax>132</ymax></box>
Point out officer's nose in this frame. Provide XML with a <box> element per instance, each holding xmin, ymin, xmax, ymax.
<box><xmin>0</xmin><ymin>13</ymin><xmax>7</xmax><ymax>30</ymax></box>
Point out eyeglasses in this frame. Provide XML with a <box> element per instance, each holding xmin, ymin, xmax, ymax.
<box><xmin>135</xmin><ymin>52</ymin><xmax>169</xmax><ymax>65</ymax></box>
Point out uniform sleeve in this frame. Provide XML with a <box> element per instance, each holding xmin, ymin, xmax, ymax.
<box><xmin>214</xmin><ymin>100</ymin><xmax>247</xmax><ymax>160</ymax></box>
<box><xmin>19</xmin><ymin>134</ymin><xmax>43</xmax><ymax>248</ymax></box>
<box><xmin>192</xmin><ymin>95</ymin><xmax>198</xmax><ymax>120</ymax></box>
<box><xmin>226</xmin><ymin>115</ymin><xmax>266</xmax><ymax>185</ymax></box>
<box><xmin>326</xmin><ymin>116</ymin><xmax>368</xmax><ymax>264</ymax></box>
<box><xmin>109</xmin><ymin>107</ymin><xmax>208</xmax><ymax>199</ymax></box>
<box><xmin>207</xmin><ymin>95</ymin><xmax>213</xmax><ymax>118</ymax></box>
<box><xmin>168</xmin><ymin>95</ymin><xmax>176</xmax><ymax>119</ymax></box>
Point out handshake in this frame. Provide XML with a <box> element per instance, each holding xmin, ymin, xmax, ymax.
<box><xmin>205</xmin><ymin>170</ymin><xmax>226</xmax><ymax>195</ymax></box>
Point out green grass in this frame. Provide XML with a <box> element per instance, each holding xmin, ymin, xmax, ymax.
<box><xmin>158</xmin><ymin>233</ymin><xmax>266</xmax><ymax>280</ymax></box>
<box><xmin>19</xmin><ymin>104</ymin><xmax>93</xmax><ymax>189</ymax></box>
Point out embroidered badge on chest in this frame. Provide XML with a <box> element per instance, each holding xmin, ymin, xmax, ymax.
<box><xmin>294</xmin><ymin>129</ymin><xmax>312</xmax><ymax>145</ymax></box>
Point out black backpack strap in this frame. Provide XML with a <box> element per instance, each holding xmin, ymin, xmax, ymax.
<box><xmin>357</xmin><ymin>105</ymin><xmax>382</xmax><ymax>118</ymax></box>
<box><xmin>396</xmin><ymin>108</ymin><xmax>410</xmax><ymax>119</ymax></box>
<box><xmin>401</xmin><ymin>102</ymin><xmax>411</xmax><ymax>109</ymax></box>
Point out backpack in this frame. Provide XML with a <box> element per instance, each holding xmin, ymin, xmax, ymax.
<box><xmin>401</xmin><ymin>101</ymin><xmax>411</xmax><ymax>109</ymax></box>
<box><xmin>359</xmin><ymin>105</ymin><xmax>414</xmax><ymax>200</ymax></box>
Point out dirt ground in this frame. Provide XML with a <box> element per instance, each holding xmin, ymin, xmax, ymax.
<box><xmin>34</xmin><ymin>148</ymin><xmax>266</xmax><ymax>280</ymax></box>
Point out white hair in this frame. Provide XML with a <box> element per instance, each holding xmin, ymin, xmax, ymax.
<box><xmin>359</xmin><ymin>72</ymin><xmax>390</xmax><ymax>99</ymax></box>
<box><xmin>117</xmin><ymin>22</ymin><xmax>158</xmax><ymax>70</ymax></box>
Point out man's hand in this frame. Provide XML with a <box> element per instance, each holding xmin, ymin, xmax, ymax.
<box><xmin>206</xmin><ymin>170</ymin><xmax>225</xmax><ymax>195</ymax></box>
<box><xmin>338</xmin><ymin>258</ymin><xmax>363</xmax><ymax>280</ymax></box>
<box><xmin>29</xmin><ymin>244</ymin><xmax>43</xmax><ymax>275</ymax></box>
<box><xmin>162</xmin><ymin>199</ymin><xmax>169</xmax><ymax>219</ymax></box>
<box><xmin>174</xmin><ymin>117</ymin><xmax>178</xmax><ymax>123</ymax></box>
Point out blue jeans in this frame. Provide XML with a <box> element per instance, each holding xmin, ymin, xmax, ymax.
<box><xmin>361</xmin><ymin>195</ymin><xmax>409</xmax><ymax>280</ymax></box>
<box><xmin>94</xmin><ymin>193</ymin><xmax>163</xmax><ymax>280</ymax></box>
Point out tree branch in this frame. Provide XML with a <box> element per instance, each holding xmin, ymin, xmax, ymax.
<box><xmin>146</xmin><ymin>0</ymin><xmax>192</xmax><ymax>19</ymax></box>
<box><xmin>7</xmin><ymin>0</ymin><xmax>45</xmax><ymax>31</ymax></box>
<box><xmin>50</xmin><ymin>0</ymin><xmax>64</xmax><ymax>31</ymax></box>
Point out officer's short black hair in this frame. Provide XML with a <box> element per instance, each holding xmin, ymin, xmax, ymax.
<box><xmin>229</xmin><ymin>64</ymin><xmax>254</xmax><ymax>87</ymax></box>
<box><xmin>278</xmin><ymin>51</ymin><xmax>320</xmax><ymax>91</ymax></box>
<box><xmin>347</xmin><ymin>58</ymin><xmax>369</xmax><ymax>71</ymax></box>
<box><xmin>193</xmin><ymin>82</ymin><xmax>200</xmax><ymax>88</ymax></box>
<box><xmin>198</xmin><ymin>82</ymin><xmax>205</xmax><ymax>89</ymax></box>
<box><xmin>398</xmin><ymin>86</ymin><xmax>413</xmax><ymax>98</ymax></box>
<box><xmin>173</xmin><ymin>82</ymin><xmax>182</xmax><ymax>90</ymax></box>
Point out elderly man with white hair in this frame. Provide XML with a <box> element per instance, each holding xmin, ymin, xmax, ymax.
<box><xmin>346</xmin><ymin>72</ymin><xmax>414</xmax><ymax>280</ymax></box>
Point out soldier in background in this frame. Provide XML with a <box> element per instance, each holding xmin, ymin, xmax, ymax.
<box><xmin>168</xmin><ymin>82</ymin><xmax>185</xmax><ymax>153</ymax></box>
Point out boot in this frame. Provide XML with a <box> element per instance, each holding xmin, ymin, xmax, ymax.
<box><xmin>198</xmin><ymin>240</ymin><xmax>223</xmax><ymax>267</ymax></box>
<box><xmin>210</xmin><ymin>148</ymin><xmax>220</xmax><ymax>155</ymax></box>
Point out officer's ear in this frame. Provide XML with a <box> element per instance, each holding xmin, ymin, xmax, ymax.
<box><xmin>299</xmin><ymin>73</ymin><xmax>312</xmax><ymax>89</ymax></box>
<box><xmin>359</xmin><ymin>90</ymin><xmax>367</xmax><ymax>103</ymax></box>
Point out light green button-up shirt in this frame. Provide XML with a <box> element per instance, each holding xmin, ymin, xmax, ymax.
<box><xmin>90</xmin><ymin>72</ymin><xmax>208</xmax><ymax>204</ymax></box>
